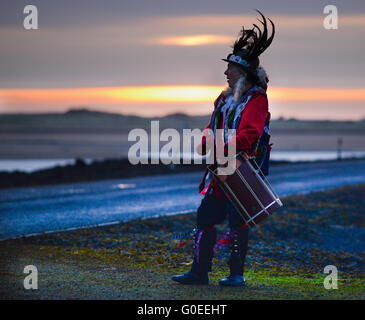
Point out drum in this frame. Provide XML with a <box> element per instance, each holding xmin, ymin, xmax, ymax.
<box><xmin>207</xmin><ymin>154</ymin><xmax>282</xmax><ymax>228</ymax></box>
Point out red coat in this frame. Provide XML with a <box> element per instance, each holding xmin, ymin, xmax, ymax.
<box><xmin>198</xmin><ymin>90</ymin><xmax>270</xmax><ymax>194</ymax></box>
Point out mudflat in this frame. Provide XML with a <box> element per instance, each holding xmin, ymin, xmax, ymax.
<box><xmin>1</xmin><ymin>130</ymin><xmax>365</xmax><ymax>159</ymax></box>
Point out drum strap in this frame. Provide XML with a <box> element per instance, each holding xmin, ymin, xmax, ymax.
<box><xmin>199</xmin><ymin>171</ymin><xmax>222</xmax><ymax>198</ymax></box>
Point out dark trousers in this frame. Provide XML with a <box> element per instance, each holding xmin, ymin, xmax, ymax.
<box><xmin>191</xmin><ymin>185</ymin><xmax>249</xmax><ymax>275</ymax></box>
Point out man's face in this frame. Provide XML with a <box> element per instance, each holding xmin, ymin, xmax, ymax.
<box><xmin>224</xmin><ymin>63</ymin><xmax>242</xmax><ymax>89</ymax></box>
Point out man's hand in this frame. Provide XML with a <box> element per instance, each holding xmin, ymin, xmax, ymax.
<box><xmin>196</xmin><ymin>129</ymin><xmax>215</xmax><ymax>156</ymax></box>
<box><xmin>241</xmin><ymin>152</ymin><xmax>249</xmax><ymax>161</ymax></box>
<box><xmin>196</xmin><ymin>136</ymin><xmax>215</xmax><ymax>156</ymax></box>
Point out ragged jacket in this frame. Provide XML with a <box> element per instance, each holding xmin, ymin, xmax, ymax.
<box><xmin>197</xmin><ymin>89</ymin><xmax>270</xmax><ymax>194</ymax></box>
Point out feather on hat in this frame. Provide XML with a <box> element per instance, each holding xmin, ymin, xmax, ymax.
<box><xmin>222</xmin><ymin>10</ymin><xmax>275</xmax><ymax>83</ymax></box>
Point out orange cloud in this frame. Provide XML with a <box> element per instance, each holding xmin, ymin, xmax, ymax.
<box><xmin>0</xmin><ymin>86</ymin><xmax>222</xmax><ymax>106</ymax></box>
<box><xmin>157</xmin><ymin>14</ymin><xmax>365</xmax><ymax>30</ymax></box>
<box><xmin>268</xmin><ymin>87</ymin><xmax>365</xmax><ymax>101</ymax></box>
<box><xmin>154</xmin><ymin>34</ymin><xmax>234</xmax><ymax>46</ymax></box>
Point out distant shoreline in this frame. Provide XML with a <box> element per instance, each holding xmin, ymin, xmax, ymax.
<box><xmin>1</xmin><ymin>110</ymin><xmax>364</xmax><ymax>189</ymax></box>
<box><xmin>1</xmin><ymin>110</ymin><xmax>365</xmax><ymax>160</ymax></box>
<box><xmin>2</xmin><ymin>150</ymin><xmax>365</xmax><ymax>172</ymax></box>
<box><xmin>1</xmin><ymin>156</ymin><xmax>365</xmax><ymax>190</ymax></box>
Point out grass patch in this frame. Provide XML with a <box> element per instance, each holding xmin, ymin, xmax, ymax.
<box><xmin>0</xmin><ymin>184</ymin><xmax>364</xmax><ymax>299</ymax></box>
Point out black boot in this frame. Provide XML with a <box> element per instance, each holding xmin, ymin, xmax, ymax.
<box><xmin>190</xmin><ymin>227</ymin><xmax>217</xmax><ymax>275</ymax></box>
<box><xmin>172</xmin><ymin>227</ymin><xmax>216</xmax><ymax>285</ymax></box>
<box><xmin>171</xmin><ymin>270</ymin><xmax>209</xmax><ymax>285</ymax></box>
<box><xmin>219</xmin><ymin>274</ymin><xmax>245</xmax><ymax>287</ymax></box>
<box><xmin>219</xmin><ymin>228</ymin><xmax>248</xmax><ymax>287</ymax></box>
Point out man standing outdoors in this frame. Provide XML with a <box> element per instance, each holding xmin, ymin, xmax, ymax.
<box><xmin>172</xmin><ymin>10</ymin><xmax>275</xmax><ymax>287</ymax></box>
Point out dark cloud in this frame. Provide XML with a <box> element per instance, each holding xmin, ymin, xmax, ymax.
<box><xmin>1</xmin><ymin>0</ymin><xmax>364</xmax><ymax>27</ymax></box>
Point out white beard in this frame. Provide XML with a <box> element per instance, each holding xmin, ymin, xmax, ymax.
<box><xmin>233</xmin><ymin>75</ymin><xmax>247</xmax><ymax>101</ymax></box>
<box><xmin>221</xmin><ymin>74</ymin><xmax>248</xmax><ymax>101</ymax></box>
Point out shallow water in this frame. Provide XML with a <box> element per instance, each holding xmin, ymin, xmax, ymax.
<box><xmin>1</xmin><ymin>150</ymin><xmax>365</xmax><ymax>173</ymax></box>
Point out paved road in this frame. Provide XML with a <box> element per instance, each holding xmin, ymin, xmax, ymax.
<box><xmin>1</xmin><ymin>159</ymin><xmax>365</xmax><ymax>240</ymax></box>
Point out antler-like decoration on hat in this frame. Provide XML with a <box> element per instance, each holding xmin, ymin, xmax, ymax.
<box><xmin>232</xmin><ymin>9</ymin><xmax>275</xmax><ymax>61</ymax></box>
<box><xmin>232</xmin><ymin>27</ymin><xmax>257</xmax><ymax>52</ymax></box>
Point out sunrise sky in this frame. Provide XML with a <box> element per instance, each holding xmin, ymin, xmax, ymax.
<box><xmin>1</xmin><ymin>0</ymin><xmax>365</xmax><ymax>120</ymax></box>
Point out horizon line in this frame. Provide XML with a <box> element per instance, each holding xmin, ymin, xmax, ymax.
<box><xmin>2</xmin><ymin>86</ymin><xmax>365</xmax><ymax>104</ymax></box>
<box><xmin>1</xmin><ymin>107</ymin><xmax>364</xmax><ymax>123</ymax></box>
